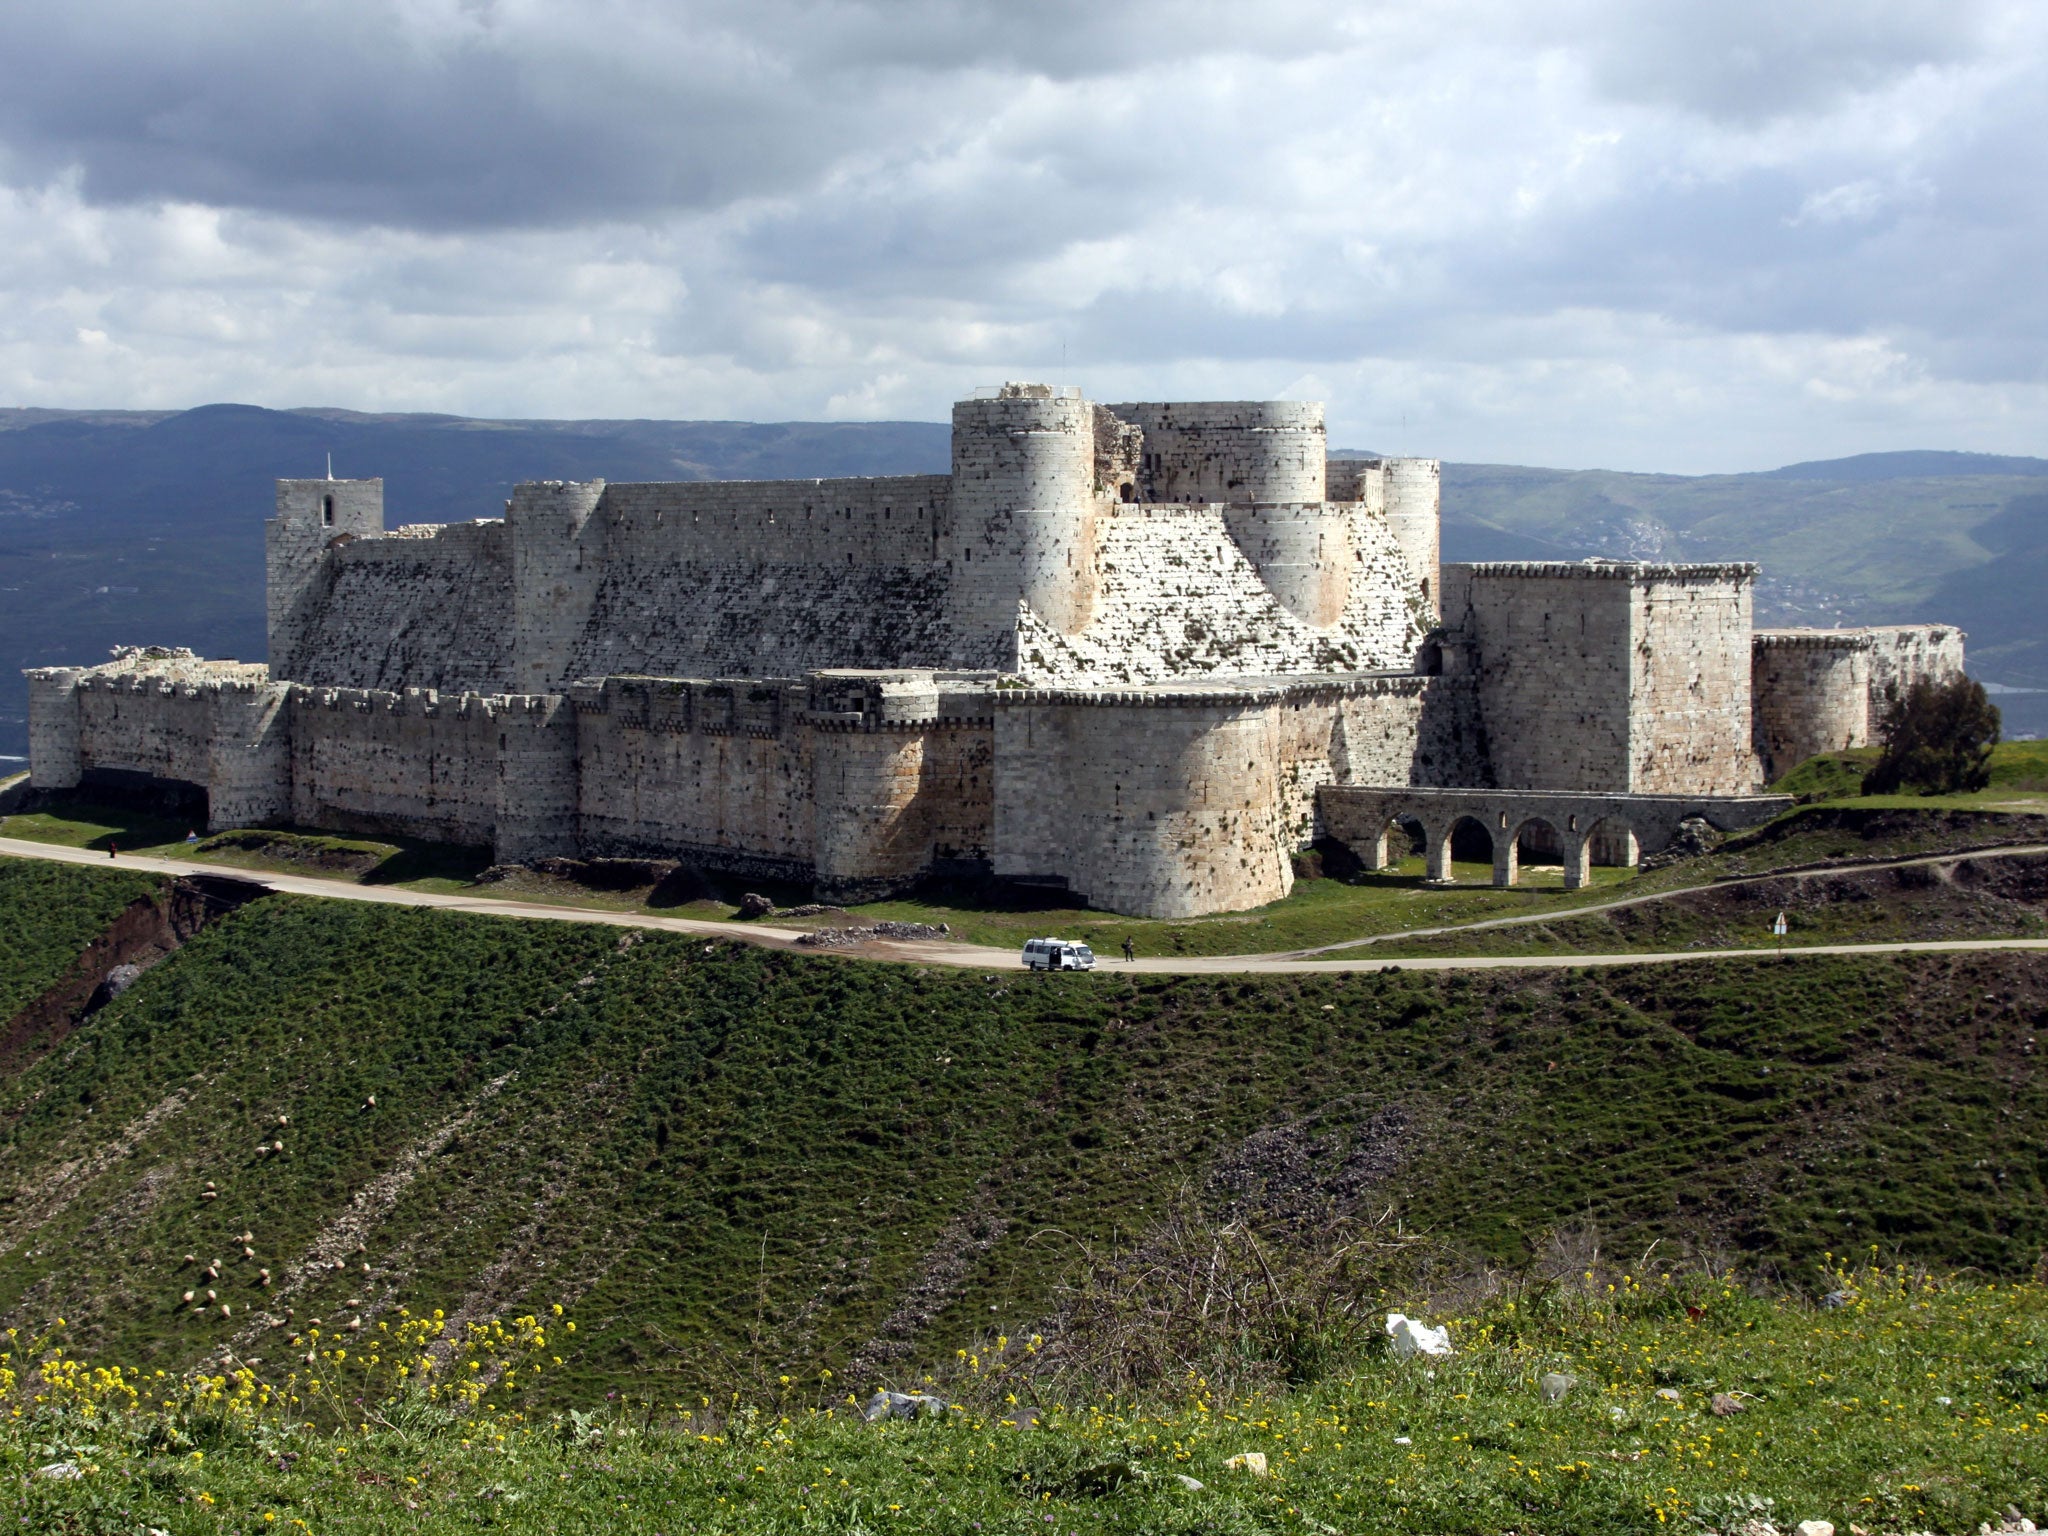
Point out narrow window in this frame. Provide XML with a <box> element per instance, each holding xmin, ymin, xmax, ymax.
<box><xmin>322</xmin><ymin>494</ymin><xmax>335</xmax><ymax>528</ymax></box>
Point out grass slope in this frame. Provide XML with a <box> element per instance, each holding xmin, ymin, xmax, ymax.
<box><xmin>1773</xmin><ymin>739</ymin><xmax>2048</xmax><ymax>803</ymax></box>
<box><xmin>0</xmin><ymin>858</ymin><xmax>164</xmax><ymax>1021</ymax></box>
<box><xmin>13</xmin><ymin>783</ymin><xmax>2047</xmax><ymax>963</ymax></box>
<box><xmin>14</xmin><ymin>1267</ymin><xmax>2048</xmax><ymax>1534</ymax></box>
<box><xmin>3</xmin><ymin>856</ymin><xmax>2048</xmax><ymax>1411</ymax></box>
<box><xmin>1361</xmin><ymin>850</ymin><xmax>2048</xmax><ymax>959</ymax></box>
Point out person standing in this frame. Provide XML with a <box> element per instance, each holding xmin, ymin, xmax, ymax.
<box><xmin>1122</xmin><ymin>936</ymin><xmax>1135</xmax><ymax>963</ymax></box>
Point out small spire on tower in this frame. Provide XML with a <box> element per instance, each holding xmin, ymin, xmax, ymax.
<box><xmin>326</xmin><ymin>452</ymin><xmax>334</xmax><ymax>481</ymax></box>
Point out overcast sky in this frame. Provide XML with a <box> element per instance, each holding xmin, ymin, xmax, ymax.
<box><xmin>0</xmin><ymin>0</ymin><xmax>2042</xmax><ymax>472</ymax></box>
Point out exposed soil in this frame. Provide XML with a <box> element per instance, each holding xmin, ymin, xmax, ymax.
<box><xmin>0</xmin><ymin>873</ymin><xmax>266</xmax><ymax>1075</ymax></box>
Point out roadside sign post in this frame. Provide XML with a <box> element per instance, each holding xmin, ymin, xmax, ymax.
<box><xmin>1773</xmin><ymin>910</ymin><xmax>1788</xmax><ymax>958</ymax></box>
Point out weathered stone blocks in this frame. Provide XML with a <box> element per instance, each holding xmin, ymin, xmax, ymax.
<box><xmin>18</xmin><ymin>385</ymin><xmax>1964</xmax><ymax>920</ymax></box>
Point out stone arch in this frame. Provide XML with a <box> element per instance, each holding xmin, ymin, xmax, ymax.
<box><xmin>1438</xmin><ymin>813</ymin><xmax>1495</xmax><ymax>883</ymax></box>
<box><xmin>1367</xmin><ymin>811</ymin><xmax>1428</xmax><ymax>874</ymax></box>
<box><xmin>1504</xmin><ymin>814</ymin><xmax>1566</xmax><ymax>888</ymax></box>
<box><xmin>1582</xmin><ymin>813</ymin><xmax>1640</xmax><ymax>871</ymax></box>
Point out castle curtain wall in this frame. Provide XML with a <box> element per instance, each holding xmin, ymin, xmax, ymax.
<box><xmin>993</xmin><ymin>692</ymin><xmax>1294</xmax><ymax>918</ymax></box>
<box><xmin>570</xmin><ymin>678</ymin><xmax>817</xmax><ymax>882</ymax></box>
<box><xmin>1466</xmin><ymin>565</ymin><xmax>1638</xmax><ymax>792</ymax></box>
<box><xmin>1750</xmin><ymin>624</ymin><xmax>1967</xmax><ymax>782</ymax></box>
<box><xmin>1462</xmin><ymin>562</ymin><xmax>1761</xmax><ymax>795</ymax></box>
<box><xmin>288</xmin><ymin>688</ymin><xmax>505</xmax><ymax>848</ymax></box>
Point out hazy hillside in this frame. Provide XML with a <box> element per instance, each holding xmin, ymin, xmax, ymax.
<box><xmin>2</xmin><ymin>405</ymin><xmax>2041</xmax><ymax>758</ymax></box>
<box><xmin>2</xmin><ymin>857</ymin><xmax>2045</xmax><ymax>1392</ymax></box>
<box><xmin>1424</xmin><ymin>454</ymin><xmax>2048</xmax><ymax>737</ymax></box>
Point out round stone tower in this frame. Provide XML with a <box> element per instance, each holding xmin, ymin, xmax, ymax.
<box><xmin>947</xmin><ymin>383</ymin><xmax>1099</xmax><ymax>643</ymax></box>
<box><xmin>1108</xmin><ymin>399</ymin><xmax>1327</xmax><ymax>505</ymax></box>
<box><xmin>1219</xmin><ymin>502</ymin><xmax>1353</xmax><ymax>627</ymax></box>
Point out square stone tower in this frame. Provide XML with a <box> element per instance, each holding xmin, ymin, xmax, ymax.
<box><xmin>1445</xmin><ymin>560</ymin><xmax>1761</xmax><ymax>795</ymax></box>
<box><xmin>266</xmin><ymin>476</ymin><xmax>383</xmax><ymax>677</ymax></box>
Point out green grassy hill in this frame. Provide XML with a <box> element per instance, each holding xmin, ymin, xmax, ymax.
<box><xmin>4</xmin><ymin>856</ymin><xmax>2047</xmax><ymax>1408</ymax></box>
<box><xmin>0</xmin><ymin>859</ymin><xmax>164</xmax><ymax>1020</ymax></box>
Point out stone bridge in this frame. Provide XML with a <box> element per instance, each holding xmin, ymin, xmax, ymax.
<box><xmin>1316</xmin><ymin>787</ymin><xmax>1793</xmax><ymax>888</ymax></box>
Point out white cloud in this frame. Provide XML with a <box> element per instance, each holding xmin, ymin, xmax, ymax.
<box><xmin>0</xmin><ymin>0</ymin><xmax>2042</xmax><ymax>470</ymax></box>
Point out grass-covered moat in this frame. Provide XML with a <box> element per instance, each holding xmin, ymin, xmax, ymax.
<box><xmin>8</xmin><ymin>1265</ymin><xmax>2048</xmax><ymax>1533</ymax></box>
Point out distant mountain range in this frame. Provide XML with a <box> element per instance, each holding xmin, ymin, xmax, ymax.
<box><xmin>1</xmin><ymin>405</ymin><xmax>2041</xmax><ymax>759</ymax></box>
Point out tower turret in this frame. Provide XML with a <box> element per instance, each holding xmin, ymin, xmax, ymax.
<box><xmin>508</xmin><ymin>479</ymin><xmax>608</xmax><ymax>694</ymax></box>
<box><xmin>1109</xmin><ymin>400</ymin><xmax>1326</xmax><ymax>505</ymax></box>
<box><xmin>946</xmin><ymin>383</ymin><xmax>1099</xmax><ymax>648</ymax></box>
<box><xmin>266</xmin><ymin>475</ymin><xmax>383</xmax><ymax>680</ymax></box>
<box><xmin>1383</xmin><ymin>457</ymin><xmax>1441</xmax><ymax>620</ymax></box>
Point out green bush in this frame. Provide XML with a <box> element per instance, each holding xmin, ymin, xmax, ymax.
<box><xmin>1864</xmin><ymin>675</ymin><xmax>2002</xmax><ymax>795</ymax></box>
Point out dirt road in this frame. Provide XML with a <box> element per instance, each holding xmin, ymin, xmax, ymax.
<box><xmin>10</xmin><ymin>834</ymin><xmax>2048</xmax><ymax>975</ymax></box>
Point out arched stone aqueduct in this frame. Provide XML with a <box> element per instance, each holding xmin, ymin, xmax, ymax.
<box><xmin>1316</xmin><ymin>787</ymin><xmax>1792</xmax><ymax>889</ymax></box>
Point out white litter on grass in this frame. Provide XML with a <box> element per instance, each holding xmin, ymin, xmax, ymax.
<box><xmin>1393</xmin><ymin>1436</ymin><xmax>1412</xmax><ymax>1445</ymax></box>
<box><xmin>1386</xmin><ymin>1313</ymin><xmax>1453</xmax><ymax>1358</ymax></box>
<box><xmin>34</xmin><ymin>1462</ymin><xmax>82</xmax><ymax>1480</ymax></box>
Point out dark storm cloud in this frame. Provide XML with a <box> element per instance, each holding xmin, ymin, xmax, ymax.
<box><xmin>0</xmin><ymin>0</ymin><xmax>2041</xmax><ymax>469</ymax></box>
<box><xmin>0</xmin><ymin>0</ymin><xmax>1346</xmax><ymax>230</ymax></box>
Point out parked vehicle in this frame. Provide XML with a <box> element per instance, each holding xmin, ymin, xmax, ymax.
<box><xmin>1021</xmin><ymin>937</ymin><xmax>1096</xmax><ymax>972</ymax></box>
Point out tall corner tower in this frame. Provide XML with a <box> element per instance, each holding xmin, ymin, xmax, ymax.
<box><xmin>266</xmin><ymin>476</ymin><xmax>383</xmax><ymax>679</ymax></box>
<box><xmin>946</xmin><ymin>383</ymin><xmax>1099</xmax><ymax>653</ymax></box>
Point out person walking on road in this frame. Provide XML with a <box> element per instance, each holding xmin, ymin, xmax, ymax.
<box><xmin>107</xmin><ymin>841</ymin><xmax>117</xmax><ymax>859</ymax></box>
<box><xmin>1122</xmin><ymin>936</ymin><xmax>1135</xmax><ymax>963</ymax></box>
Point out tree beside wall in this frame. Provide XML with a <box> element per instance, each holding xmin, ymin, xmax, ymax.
<box><xmin>1863</xmin><ymin>675</ymin><xmax>2002</xmax><ymax>795</ymax></box>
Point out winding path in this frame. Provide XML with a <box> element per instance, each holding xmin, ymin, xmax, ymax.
<box><xmin>6</xmin><ymin>834</ymin><xmax>2046</xmax><ymax>976</ymax></box>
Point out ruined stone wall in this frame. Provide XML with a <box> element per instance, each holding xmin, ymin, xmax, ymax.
<box><xmin>1324</xmin><ymin>458</ymin><xmax>1380</xmax><ymax>505</ymax></box>
<box><xmin>1749</xmin><ymin>624</ymin><xmax>1968</xmax><ymax>782</ymax></box>
<box><xmin>1015</xmin><ymin>501</ymin><xmax>1426</xmax><ymax>686</ymax></box>
<box><xmin>287</xmin><ymin>686</ymin><xmax>505</xmax><ymax>847</ymax></box>
<box><xmin>282</xmin><ymin>520</ymin><xmax>516</xmax><ymax>693</ymax></box>
<box><xmin>1864</xmin><ymin>624</ymin><xmax>1967</xmax><ymax>707</ymax></box>
<box><xmin>1628</xmin><ymin>568</ymin><xmax>1759</xmax><ymax>795</ymax></box>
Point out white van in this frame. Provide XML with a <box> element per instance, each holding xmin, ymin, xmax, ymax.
<box><xmin>1021</xmin><ymin>937</ymin><xmax>1096</xmax><ymax>972</ymax></box>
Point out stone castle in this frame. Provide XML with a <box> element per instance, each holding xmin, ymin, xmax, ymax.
<box><xmin>23</xmin><ymin>383</ymin><xmax>1965</xmax><ymax>918</ymax></box>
